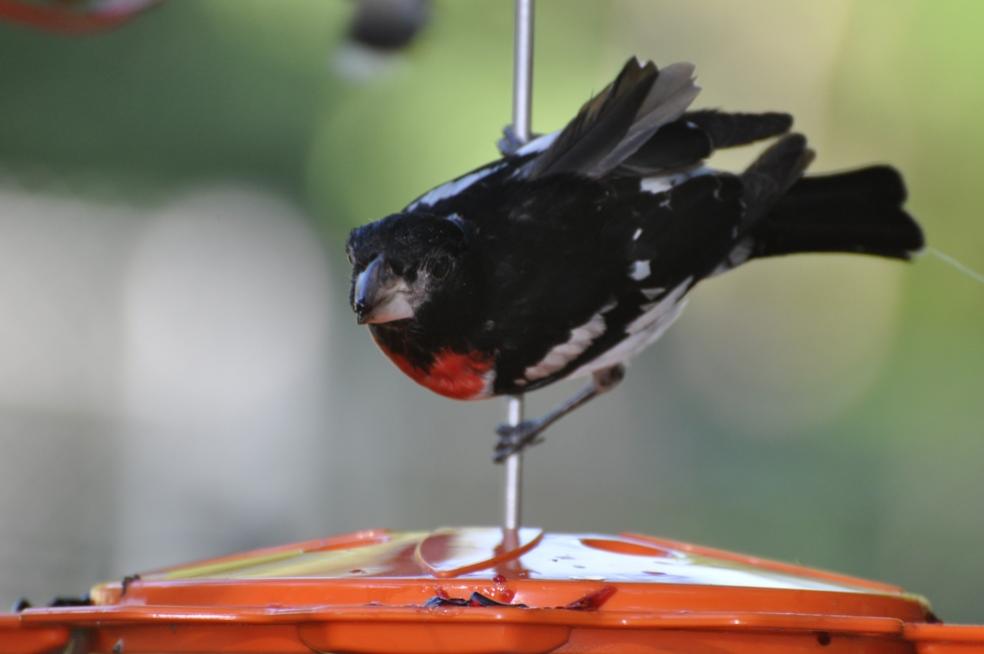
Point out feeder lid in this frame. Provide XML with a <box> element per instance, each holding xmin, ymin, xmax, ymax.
<box><xmin>3</xmin><ymin>527</ymin><xmax>982</xmax><ymax>654</ymax></box>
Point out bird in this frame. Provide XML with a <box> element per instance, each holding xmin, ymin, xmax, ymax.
<box><xmin>345</xmin><ymin>57</ymin><xmax>924</xmax><ymax>462</ymax></box>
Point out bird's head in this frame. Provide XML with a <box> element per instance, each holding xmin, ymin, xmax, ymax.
<box><xmin>346</xmin><ymin>212</ymin><xmax>477</xmax><ymax>326</ymax></box>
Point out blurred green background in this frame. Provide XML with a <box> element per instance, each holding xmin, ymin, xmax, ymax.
<box><xmin>0</xmin><ymin>0</ymin><xmax>981</xmax><ymax>621</ymax></box>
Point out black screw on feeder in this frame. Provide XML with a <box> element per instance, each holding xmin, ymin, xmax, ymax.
<box><xmin>503</xmin><ymin>0</ymin><xmax>534</xmax><ymax>532</ymax></box>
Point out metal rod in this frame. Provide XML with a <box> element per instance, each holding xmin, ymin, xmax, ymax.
<box><xmin>503</xmin><ymin>395</ymin><xmax>524</xmax><ymax>530</ymax></box>
<box><xmin>504</xmin><ymin>0</ymin><xmax>533</xmax><ymax>531</ymax></box>
<box><xmin>511</xmin><ymin>0</ymin><xmax>534</xmax><ymax>143</ymax></box>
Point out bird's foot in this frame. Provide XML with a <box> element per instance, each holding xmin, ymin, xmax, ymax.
<box><xmin>494</xmin><ymin>419</ymin><xmax>545</xmax><ymax>463</ymax></box>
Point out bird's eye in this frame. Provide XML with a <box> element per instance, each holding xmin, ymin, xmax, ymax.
<box><xmin>429</xmin><ymin>255</ymin><xmax>451</xmax><ymax>280</ymax></box>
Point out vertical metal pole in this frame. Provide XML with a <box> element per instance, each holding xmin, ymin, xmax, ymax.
<box><xmin>503</xmin><ymin>396</ymin><xmax>524</xmax><ymax>530</ymax></box>
<box><xmin>504</xmin><ymin>0</ymin><xmax>533</xmax><ymax>532</ymax></box>
<box><xmin>512</xmin><ymin>0</ymin><xmax>535</xmax><ymax>143</ymax></box>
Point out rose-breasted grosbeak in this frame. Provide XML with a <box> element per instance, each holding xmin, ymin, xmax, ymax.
<box><xmin>346</xmin><ymin>58</ymin><xmax>923</xmax><ymax>461</ymax></box>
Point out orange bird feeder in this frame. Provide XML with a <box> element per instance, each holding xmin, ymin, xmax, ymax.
<box><xmin>2</xmin><ymin>526</ymin><xmax>983</xmax><ymax>653</ymax></box>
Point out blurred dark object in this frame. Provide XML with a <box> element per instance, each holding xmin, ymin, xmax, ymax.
<box><xmin>348</xmin><ymin>0</ymin><xmax>430</xmax><ymax>52</ymax></box>
<box><xmin>0</xmin><ymin>0</ymin><xmax>160</xmax><ymax>33</ymax></box>
<box><xmin>9</xmin><ymin>598</ymin><xmax>30</xmax><ymax>613</ymax></box>
<box><xmin>46</xmin><ymin>595</ymin><xmax>92</xmax><ymax>607</ymax></box>
<box><xmin>9</xmin><ymin>595</ymin><xmax>91</xmax><ymax>612</ymax></box>
<box><xmin>333</xmin><ymin>0</ymin><xmax>431</xmax><ymax>81</ymax></box>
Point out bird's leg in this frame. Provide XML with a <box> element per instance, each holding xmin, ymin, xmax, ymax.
<box><xmin>493</xmin><ymin>365</ymin><xmax>625</xmax><ymax>463</ymax></box>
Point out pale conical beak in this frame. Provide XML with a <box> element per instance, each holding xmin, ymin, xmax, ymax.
<box><xmin>353</xmin><ymin>256</ymin><xmax>414</xmax><ymax>324</ymax></box>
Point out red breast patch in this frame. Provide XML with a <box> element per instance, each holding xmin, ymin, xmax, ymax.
<box><xmin>376</xmin><ymin>344</ymin><xmax>494</xmax><ymax>400</ymax></box>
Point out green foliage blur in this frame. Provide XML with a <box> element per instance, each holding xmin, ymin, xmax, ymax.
<box><xmin>0</xmin><ymin>0</ymin><xmax>981</xmax><ymax>622</ymax></box>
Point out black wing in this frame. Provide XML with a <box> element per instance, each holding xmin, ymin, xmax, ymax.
<box><xmin>518</xmin><ymin>58</ymin><xmax>700</xmax><ymax>179</ymax></box>
<box><xmin>510</xmin><ymin>57</ymin><xmax>794</xmax><ymax>182</ymax></box>
<box><xmin>474</xmin><ymin>172</ymin><xmax>745</xmax><ymax>394</ymax></box>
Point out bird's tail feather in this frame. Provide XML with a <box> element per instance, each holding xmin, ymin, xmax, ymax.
<box><xmin>748</xmin><ymin>165</ymin><xmax>925</xmax><ymax>261</ymax></box>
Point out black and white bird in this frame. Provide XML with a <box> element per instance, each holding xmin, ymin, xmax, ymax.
<box><xmin>346</xmin><ymin>58</ymin><xmax>924</xmax><ymax>460</ymax></box>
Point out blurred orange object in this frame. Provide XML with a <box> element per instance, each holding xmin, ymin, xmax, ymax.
<box><xmin>2</xmin><ymin>527</ymin><xmax>982</xmax><ymax>653</ymax></box>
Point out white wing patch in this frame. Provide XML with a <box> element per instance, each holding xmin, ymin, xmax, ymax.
<box><xmin>515</xmin><ymin>130</ymin><xmax>559</xmax><ymax>156</ymax></box>
<box><xmin>629</xmin><ymin>260</ymin><xmax>651</xmax><ymax>281</ymax></box>
<box><xmin>409</xmin><ymin>162</ymin><xmax>506</xmax><ymax>210</ymax></box>
<box><xmin>523</xmin><ymin>311</ymin><xmax>607</xmax><ymax>382</ymax></box>
<box><xmin>567</xmin><ymin>278</ymin><xmax>692</xmax><ymax>379</ymax></box>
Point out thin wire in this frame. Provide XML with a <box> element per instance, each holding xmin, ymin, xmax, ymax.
<box><xmin>504</xmin><ymin>0</ymin><xmax>534</xmax><ymax>532</ymax></box>
<box><xmin>928</xmin><ymin>247</ymin><xmax>984</xmax><ymax>286</ymax></box>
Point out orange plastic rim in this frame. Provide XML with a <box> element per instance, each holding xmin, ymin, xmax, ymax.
<box><xmin>2</xmin><ymin>527</ymin><xmax>982</xmax><ymax>654</ymax></box>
